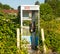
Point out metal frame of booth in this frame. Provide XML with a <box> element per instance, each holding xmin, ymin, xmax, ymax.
<box><xmin>20</xmin><ymin>5</ymin><xmax>40</xmax><ymax>49</ymax></box>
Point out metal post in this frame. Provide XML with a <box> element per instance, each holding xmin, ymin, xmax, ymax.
<box><xmin>21</xmin><ymin>6</ymin><xmax>23</xmax><ymax>36</ymax></box>
<box><xmin>17</xmin><ymin>28</ymin><xmax>20</xmax><ymax>50</ymax></box>
<box><xmin>37</xmin><ymin>5</ymin><xmax>40</xmax><ymax>54</ymax></box>
<box><xmin>41</xmin><ymin>28</ymin><xmax>46</xmax><ymax>54</ymax></box>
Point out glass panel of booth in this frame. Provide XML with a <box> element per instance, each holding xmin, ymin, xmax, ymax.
<box><xmin>22</xmin><ymin>26</ymin><xmax>30</xmax><ymax>36</ymax></box>
<box><xmin>22</xmin><ymin>11</ymin><xmax>38</xmax><ymax>36</ymax></box>
<box><xmin>23</xmin><ymin>10</ymin><xmax>32</xmax><ymax>20</ymax></box>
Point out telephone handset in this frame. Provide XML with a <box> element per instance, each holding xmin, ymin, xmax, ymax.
<box><xmin>29</xmin><ymin>22</ymin><xmax>36</xmax><ymax>33</ymax></box>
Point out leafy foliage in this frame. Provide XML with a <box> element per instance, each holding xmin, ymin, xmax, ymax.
<box><xmin>0</xmin><ymin>2</ymin><xmax>14</xmax><ymax>10</ymax></box>
<box><xmin>35</xmin><ymin>1</ymin><xmax>40</xmax><ymax>5</ymax></box>
<box><xmin>0</xmin><ymin>11</ymin><xmax>18</xmax><ymax>54</ymax></box>
<box><xmin>0</xmin><ymin>10</ymin><xmax>28</xmax><ymax>54</ymax></box>
<box><xmin>40</xmin><ymin>3</ymin><xmax>55</xmax><ymax>21</ymax></box>
<box><xmin>45</xmin><ymin>0</ymin><xmax>60</xmax><ymax>17</ymax></box>
<box><xmin>40</xmin><ymin>3</ymin><xmax>60</xmax><ymax>53</ymax></box>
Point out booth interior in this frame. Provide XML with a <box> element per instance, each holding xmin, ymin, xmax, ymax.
<box><xmin>23</xmin><ymin>10</ymin><xmax>38</xmax><ymax>36</ymax></box>
<box><xmin>20</xmin><ymin>5</ymin><xmax>39</xmax><ymax>50</ymax></box>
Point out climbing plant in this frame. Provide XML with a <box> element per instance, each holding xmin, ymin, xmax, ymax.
<box><xmin>0</xmin><ymin>10</ymin><xmax>28</xmax><ymax>54</ymax></box>
<box><xmin>40</xmin><ymin>3</ymin><xmax>60</xmax><ymax>53</ymax></box>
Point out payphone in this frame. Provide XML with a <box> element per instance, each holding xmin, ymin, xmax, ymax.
<box><xmin>20</xmin><ymin>5</ymin><xmax>39</xmax><ymax>50</ymax></box>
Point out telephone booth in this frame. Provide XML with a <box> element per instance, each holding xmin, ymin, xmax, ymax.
<box><xmin>20</xmin><ymin>5</ymin><xmax>39</xmax><ymax>50</ymax></box>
